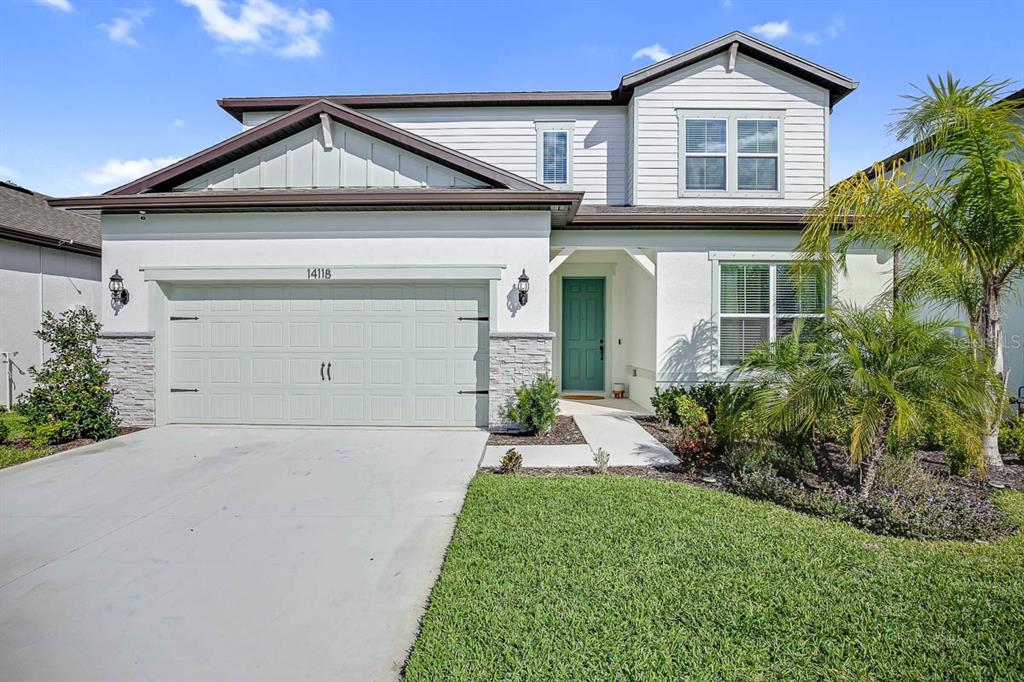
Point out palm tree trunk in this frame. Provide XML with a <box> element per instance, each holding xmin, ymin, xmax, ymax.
<box><xmin>980</xmin><ymin>279</ymin><xmax>1005</xmax><ymax>470</ymax></box>
<box><xmin>859</xmin><ymin>409</ymin><xmax>893</xmax><ymax>499</ymax></box>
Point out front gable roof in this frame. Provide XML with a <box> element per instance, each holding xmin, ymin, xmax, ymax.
<box><xmin>107</xmin><ymin>99</ymin><xmax>549</xmax><ymax>196</ymax></box>
<box><xmin>618</xmin><ymin>32</ymin><xmax>857</xmax><ymax>107</ymax></box>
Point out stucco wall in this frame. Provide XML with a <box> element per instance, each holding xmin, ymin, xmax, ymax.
<box><xmin>0</xmin><ymin>238</ymin><xmax>102</xmax><ymax>406</ymax></box>
<box><xmin>552</xmin><ymin>229</ymin><xmax>893</xmax><ymax>390</ymax></box>
<box><xmin>101</xmin><ymin>210</ymin><xmax>552</xmax><ymax>335</ymax></box>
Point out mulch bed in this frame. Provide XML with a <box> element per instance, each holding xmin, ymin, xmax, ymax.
<box><xmin>479</xmin><ymin>464</ymin><xmax>728</xmax><ymax>489</ymax></box>
<box><xmin>486</xmin><ymin>415</ymin><xmax>587</xmax><ymax>445</ymax></box>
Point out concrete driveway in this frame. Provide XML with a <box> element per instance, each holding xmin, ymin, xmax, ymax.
<box><xmin>0</xmin><ymin>425</ymin><xmax>486</xmax><ymax>681</ymax></box>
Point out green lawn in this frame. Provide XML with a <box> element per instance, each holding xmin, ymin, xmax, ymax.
<box><xmin>0</xmin><ymin>411</ymin><xmax>48</xmax><ymax>469</ymax></box>
<box><xmin>404</xmin><ymin>474</ymin><xmax>1024</xmax><ymax>681</ymax></box>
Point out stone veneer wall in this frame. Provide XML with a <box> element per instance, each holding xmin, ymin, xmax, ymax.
<box><xmin>98</xmin><ymin>332</ymin><xmax>155</xmax><ymax>427</ymax></box>
<box><xmin>488</xmin><ymin>331</ymin><xmax>555</xmax><ymax>432</ymax></box>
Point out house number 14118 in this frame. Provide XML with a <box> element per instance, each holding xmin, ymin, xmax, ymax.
<box><xmin>307</xmin><ymin>268</ymin><xmax>332</xmax><ymax>279</ymax></box>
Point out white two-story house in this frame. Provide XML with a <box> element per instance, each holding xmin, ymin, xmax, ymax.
<box><xmin>53</xmin><ymin>32</ymin><xmax>891</xmax><ymax>431</ymax></box>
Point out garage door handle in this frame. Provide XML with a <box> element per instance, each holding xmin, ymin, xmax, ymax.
<box><xmin>458</xmin><ymin>390</ymin><xmax>489</xmax><ymax>394</ymax></box>
<box><xmin>458</xmin><ymin>316</ymin><xmax>489</xmax><ymax>321</ymax></box>
<box><xmin>326</xmin><ymin>362</ymin><xmax>331</xmax><ymax>381</ymax></box>
<box><xmin>170</xmin><ymin>316</ymin><xmax>199</xmax><ymax>321</ymax></box>
<box><xmin>320</xmin><ymin>362</ymin><xmax>325</xmax><ymax>381</ymax></box>
<box><xmin>170</xmin><ymin>388</ymin><xmax>199</xmax><ymax>393</ymax></box>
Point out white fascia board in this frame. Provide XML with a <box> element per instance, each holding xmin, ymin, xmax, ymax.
<box><xmin>141</xmin><ymin>264</ymin><xmax>507</xmax><ymax>282</ymax></box>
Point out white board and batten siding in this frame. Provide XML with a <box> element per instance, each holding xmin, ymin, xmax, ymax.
<box><xmin>632</xmin><ymin>52</ymin><xmax>829</xmax><ymax>208</ymax></box>
<box><xmin>243</xmin><ymin>107</ymin><xmax>629</xmax><ymax>205</ymax></box>
<box><xmin>177</xmin><ymin>120</ymin><xmax>487</xmax><ymax>191</ymax></box>
<box><xmin>368</xmin><ymin>107</ymin><xmax>628</xmax><ymax>205</ymax></box>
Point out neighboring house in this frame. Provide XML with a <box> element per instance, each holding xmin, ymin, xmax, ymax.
<box><xmin>52</xmin><ymin>31</ymin><xmax>891</xmax><ymax>430</ymax></box>
<box><xmin>853</xmin><ymin>87</ymin><xmax>1024</xmax><ymax>399</ymax></box>
<box><xmin>0</xmin><ymin>181</ymin><xmax>102</xmax><ymax>408</ymax></box>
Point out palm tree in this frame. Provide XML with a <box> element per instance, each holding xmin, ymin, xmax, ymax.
<box><xmin>800</xmin><ymin>75</ymin><xmax>1024</xmax><ymax>469</ymax></box>
<box><xmin>735</xmin><ymin>304</ymin><xmax>996</xmax><ymax>497</ymax></box>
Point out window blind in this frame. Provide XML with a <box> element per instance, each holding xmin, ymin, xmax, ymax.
<box><xmin>542</xmin><ymin>131</ymin><xmax>568</xmax><ymax>185</ymax></box>
<box><xmin>720</xmin><ymin>318</ymin><xmax>769</xmax><ymax>367</ymax></box>
<box><xmin>776</xmin><ymin>264</ymin><xmax>825</xmax><ymax>315</ymax></box>
<box><xmin>720</xmin><ymin>263</ymin><xmax>770</xmax><ymax>314</ymax></box>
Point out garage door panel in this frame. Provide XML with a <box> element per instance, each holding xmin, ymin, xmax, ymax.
<box><xmin>253</xmin><ymin>394</ymin><xmax>285</xmax><ymax>421</ymax></box>
<box><xmin>252</xmin><ymin>357</ymin><xmax>285</xmax><ymax>384</ymax></box>
<box><xmin>252</xmin><ymin>321</ymin><xmax>285</xmax><ymax>347</ymax></box>
<box><xmin>168</xmin><ymin>282</ymin><xmax>488</xmax><ymax>426</ymax></box>
<box><xmin>331</xmin><ymin>322</ymin><xmax>364</xmax><ymax>348</ymax></box>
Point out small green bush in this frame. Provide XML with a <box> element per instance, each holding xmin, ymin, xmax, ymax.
<box><xmin>671</xmin><ymin>395</ymin><xmax>714</xmax><ymax>469</ymax></box>
<box><xmin>498</xmin><ymin>448</ymin><xmax>523</xmax><ymax>475</ymax></box>
<box><xmin>999</xmin><ymin>416</ymin><xmax>1024</xmax><ymax>456</ymax></box>
<box><xmin>30</xmin><ymin>421</ymin><xmax>75</xmax><ymax>448</ymax></box>
<box><xmin>17</xmin><ymin>308</ymin><xmax>118</xmax><ymax>443</ymax></box>
<box><xmin>651</xmin><ymin>385</ymin><xmax>687</xmax><ymax>425</ymax></box>
<box><xmin>0</xmin><ymin>420</ymin><xmax>8</xmax><ymax>445</ymax></box>
<box><xmin>500</xmin><ymin>374</ymin><xmax>559</xmax><ymax>435</ymax></box>
<box><xmin>652</xmin><ymin>383</ymin><xmax>735</xmax><ymax>425</ymax></box>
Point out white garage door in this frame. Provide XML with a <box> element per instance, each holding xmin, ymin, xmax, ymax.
<box><xmin>167</xmin><ymin>282</ymin><xmax>489</xmax><ymax>426</ymax></box>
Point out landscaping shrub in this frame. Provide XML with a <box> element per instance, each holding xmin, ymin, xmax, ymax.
<box><xmin>0</xmin><ymin>419</ymin><xmax>8</xmax><ymax>445</ymax></box>
<box><xmin>17</xmin><ymin>308</ymin><xmax>118</xmax><ymax>443</ymax></box>
<box><xmin>592</xmin><ymin>447</ymin><xmax>610</xmax><ymax>474</ymax></box>
<box><xmin>999</xmin><ymin>415</ymin><xmax>1024</xmax><ymax>456</ymax></box>
<box><xmin>670</xmin><ymin>395</ymin><xmax>714</xmax><ymax>468</ymax></box>
<box><xmin>498</xmin><ymin>448</ymin><xmax>523</xmax><ymax>475</ymax></box>
<box><xmin>651</xmin><ymin>385</ymin><xmax>687</xmax><ymax>425</ymax></box>
<box><xmin>651</xmin><ymin>382</ymin><xmax>736</xmax><ymax>425</ymax></box>
<box><xmin>30</xmin><ymin>421</ymin><xmax>75</xmax><ymax>448</ymax></box>
<box><xmin>500</xmin><ymin>374</ymin><xmax>558</xmax><ymax>435</ymax></box>
<box><xmin>730</xmin><ymin>468</ymin><xmax>1014</xmax><ymax>541</ymax></box>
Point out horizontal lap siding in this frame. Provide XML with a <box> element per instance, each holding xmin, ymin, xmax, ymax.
<box><xmin>367</xmin><ymin>107</ymin><xmax>627</xmax><ymax>205</ymax></box>
<box><xmin>634</xmin><ymin>53</ymin><xmax>829</xmax><ymax>207</ymax></box>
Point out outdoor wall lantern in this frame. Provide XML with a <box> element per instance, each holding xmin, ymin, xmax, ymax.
<box><xmin>109</xmin><ymin>270</ymin><xmax>130</xmax><ymax>306</ymax></box>
<box><xmin>517</xmin><ymin>269</ymin><xmax>530</xmax><ymax>306</ymax></box>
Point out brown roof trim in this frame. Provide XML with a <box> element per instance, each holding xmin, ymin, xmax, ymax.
<box><xmin>219</xmin><ymin>91</ymin><xmax>621</xmax><ymax>120</ymax></box>
<box><xmin>565</xmin><ymin>211</ymin><xmax>806</xmax><ymax>230</ymax></box>
<box><xmin>49</xmin><ymin>189</ymin><xmax>583</xmax><ymax>214</ymax></box>
<box><xmin>0</xmin><ymin>222</ymin><xmax>101</xmax><ymax>256</ymax></box>
<box><xmin>106</xmin><ymin>99</ymin><xmax>547</xmax><ymax>196</ymax></box>
<box><xmin>218</xmin><ymin>32</ymin><xmax>858</xmax><ymax>121</ymax></box>
<box><xmin>619</xmin><ymin>32</ymin><xmax>857</xmax><ymax>107</ymax></box>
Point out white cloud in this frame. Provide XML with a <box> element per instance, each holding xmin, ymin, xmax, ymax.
<box><xmin>801</xmin><ymin>16</ymin><xmax>845</xmax><ymax>44</ymax></box>
<box><xmin>180</xmin><ymin>0</ymin><xmax>332</xmax><ymax>58</ymax></box>
<box><xmin>34</xmin><ymin>0</ymin><xmax>73</xmax><ymax>12</ymax></box>
<box><xmin>83</xmin><ymin>157</ymin><xmax>180</xmax><ymax>187</ymax></box>
<box><xmin>632</xmin><ymin>43</ymin><xmax>671</xmax><ymax>63</ymax></box>
<box><xmin>721</xmin><ymin>0</ymin><xmax>732</xmax><ymax>7</ymax></box>
<box><xmin>101</xmin><ymin>9</ymin><xmax>151</xmax><ymax>47</ymax></box>
<box><xmin>0</xmin><ymin>165</ymin><xmax>22</xmax><ymax>181</ymax></box>
<box><xmin>750</xmin><ymin>20</ymin><xmax>790</xmax><ymax>40</ymax></box>
<box><xmin>170</xmin><ymin>118</ymin><xmax>186</xmax><ymax>129</ymax></box>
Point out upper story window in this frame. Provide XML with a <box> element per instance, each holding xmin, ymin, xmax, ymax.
<box><xmin>718</xmin><ymin>261</ymin><xmax>826</xmax><ymax>367</ymax></box>
<box><xmin>536</xmin><ymin>121</ymin><xmax>574</xmax><ymax>188</ymax></box>
<box><xmin>679</xmin><ymin>111</ymin><xmax>784</xmax><ymax>197</ymax></box>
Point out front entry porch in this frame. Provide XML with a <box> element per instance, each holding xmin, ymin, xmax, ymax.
<box><xmin>548</xmin><ymin>246</ymin><xmax>658</xmax><ymax>411</ymax></box>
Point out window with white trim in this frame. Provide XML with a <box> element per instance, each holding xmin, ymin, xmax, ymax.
<box><xmin>678</xmin><ymin>110</ymin><xmax>784</xmax><ymax>197</ymax></box>
<box><xmin>737</xmin><ymin>119</ymin><xmax>779</xmax><ymax>191</ymax></box>
<box><xmin>684</xmin><ymin>119</ymin><xmax>727</xmax><ymax>191</ymax></box>
<box><xmin>535</xmin><ymin>121</ymin><xmax>574</xmax><ymax>188</ymax></box>
<box><xmin>719</xmin><ymin>262</ymin><xmax>826</xmax><ymax>367</ymax></box>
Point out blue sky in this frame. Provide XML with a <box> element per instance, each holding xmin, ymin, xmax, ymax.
<box><xmin>1</xmin><ymin>0</ymin><xmax>1021</xmax><ymax>197</ymax></box>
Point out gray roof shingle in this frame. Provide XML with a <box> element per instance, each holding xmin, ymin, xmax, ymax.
<box><xmin>0</xmin><ymin>181</ymin><xmax>100</xmax><ymax>254</ymax></box>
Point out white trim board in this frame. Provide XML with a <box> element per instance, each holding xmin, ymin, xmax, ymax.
<box><xmin>141</xmin><ymin>264</ymin><xmax>507</xmax><ymax>282</ymax></box>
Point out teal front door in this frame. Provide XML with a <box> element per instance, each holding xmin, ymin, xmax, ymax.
<box><xmin>562</xmin><ymin>278</ymin><xmax>605</xmax><ymax>391</ymax></box>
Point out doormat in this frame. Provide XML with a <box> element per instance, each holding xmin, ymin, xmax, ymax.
<box><xmin>562</xmin><ymin>395</ymin><xmax>604</xmax><ymax>401</ymax></box>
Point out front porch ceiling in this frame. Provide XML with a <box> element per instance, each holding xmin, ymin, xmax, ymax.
<box><xmin>549</xmin><ymin>246</ymin><xmax>655</xmax><ymax>276</ymax></box>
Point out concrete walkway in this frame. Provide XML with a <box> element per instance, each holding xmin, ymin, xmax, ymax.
<box><xmin>482</xmin><ymin>398</ymin><xmax>675</xmax><ymax>468</ymax></box>
<box><xmin>0</xmin><ymin>425</ymin><xmax>487</xmax><ymax>682</ymax></box>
